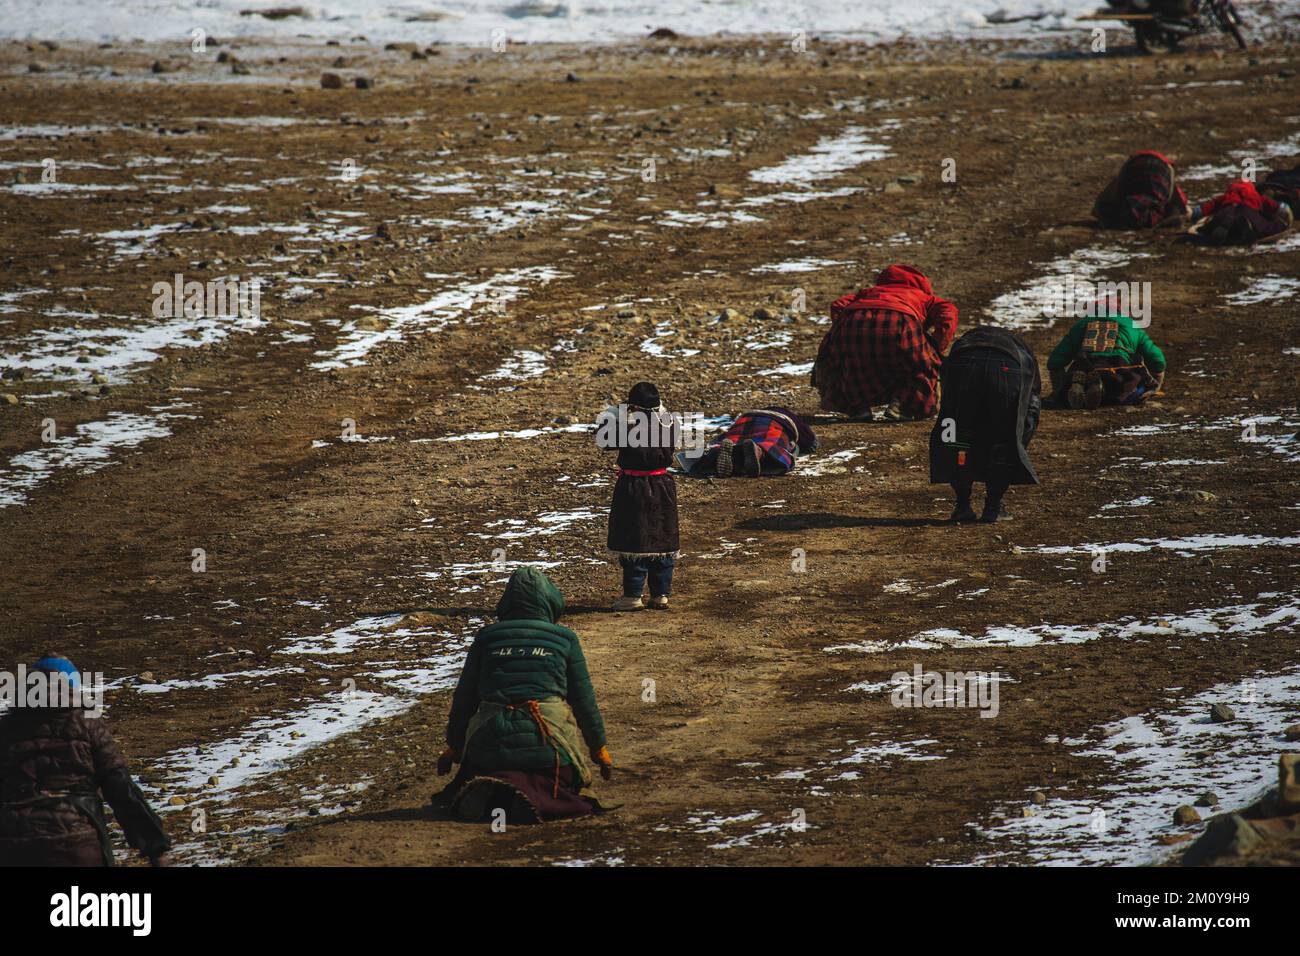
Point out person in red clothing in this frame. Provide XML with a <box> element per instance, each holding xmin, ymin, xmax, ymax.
<box><xmin>1189</xmin><ymin>179</ymin><xmax>1294</xmax><ymax>245</ymax></box>
<box><xmin>1092</xmin><ymin>151</ymin><xmax>1190</xmax><ymax>229</ymax></box>
<box><xmin>812</xmin><ymin>264</ymin><xmax>958</xmax><ymax>422</ymax></box>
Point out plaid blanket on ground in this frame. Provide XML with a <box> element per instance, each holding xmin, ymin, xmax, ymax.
<box><xmin>814</xmin><ymin>307</ymin><xmax>943</xmax><ymax>418</ymax></box>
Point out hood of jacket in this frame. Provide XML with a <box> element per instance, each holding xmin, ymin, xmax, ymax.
<box><xmin>493</xmin><ymin>566</ymin><xmax>566</xmax><ymax>624</ymax></box>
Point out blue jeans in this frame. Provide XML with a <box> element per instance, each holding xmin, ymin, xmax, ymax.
<box><xmin>620</xmin><ymin>555</ymin><xmax>675</xmax><ymax>597</ymax></box>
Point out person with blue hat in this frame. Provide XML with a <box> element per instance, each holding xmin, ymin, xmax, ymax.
<box><xmin>0</xmin><ymin>655</ymin><xmax>172</xmax><ymax>866</ymax></box>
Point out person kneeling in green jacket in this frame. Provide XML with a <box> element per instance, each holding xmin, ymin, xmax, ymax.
<box><xmin>1047</xmin><ymin>311</ymin><xmax>1166</xmax><ymax>409</ymax></box>
<box><xmin>433</xmin><ymin>566</ymin><xmax>614</xmax><ymax>823</ymax></box>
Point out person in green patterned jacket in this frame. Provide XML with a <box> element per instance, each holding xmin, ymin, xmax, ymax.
<box><xmin>1047</xmin><ymin>312</ymin><xmax>1167</xmax><ymax>409</ymax></box>
<box><xmin>432</xmin><ymin>566</ymin><xmax>613</xmax><ymax>823</ymax></box>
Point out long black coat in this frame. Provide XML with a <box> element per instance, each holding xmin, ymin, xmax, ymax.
<box><xmin>929</xmin><ymin>327</ymin><xmax>1041</xmax><ymax>486</ymax></box>
<box><xmin>600</xmin><ymin>408</ymin><xmax>680</xmax><ymax>557</ymax></box>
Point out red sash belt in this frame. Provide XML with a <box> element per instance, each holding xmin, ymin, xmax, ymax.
<box><xmin>618</xmin><ymin>468</ymin><xmax>668</xmax><ymax>477</ymax></box>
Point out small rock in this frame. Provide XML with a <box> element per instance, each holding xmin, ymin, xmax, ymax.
<box><xmin>0</xmin><ymin>393</ymin><xmax>18</xmax><ymax>406</ymax></box>
<box><xmin>27</xmin><ymin>62</ymin><xmax>49</xmax><ymax>73</ymax></box>
<box><xmin>168</xmin><ymin>796</ymin><xmax>186</xmax><ymax>807</ymax></box>
<box><xmin>1194</xmin><ymin>791</ymin><xmax>1219</xmax><ymax>808</ymax></box>
<box><xmin>139</xmin><ymin>671</ymin><xmax>156</xmax><ymax>683</ymax></box>
<box><xmin>1030</xmin><ymin>790</ymin><xmax>1047</xmax><ymax>805</ymax></box>
<box><xmin>1209</xmin><ymin>703</ymin><xmax>1235</xmax><ymax>723</ymax></box>
<box><xmin>320</xmin><ymin>71</ymin><xmax>343</xmax><ymax>89</ymax></box>
<box><xmin>1173</xmin><ymin>805</ymin><xmax>1201</xmax><ymax>826</ymax></box>
<box><xmin>1283</xmin><ymin>724</ymin><xmax>1300</xmax><ymax>741</ymax></box>
<box><xmin>354</xmin><ymin>76</ymin><xmax>373</xmax><ymax>90</ymax></box>
<box><xmin>1182</xmin><ymin>814</ymin><xmax>1264</xmax><ymax>865</ymax></box>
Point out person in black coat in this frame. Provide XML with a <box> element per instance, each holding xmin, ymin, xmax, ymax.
<box><xmin>929</xmin><ymin>327</ymin><xmax>1041</xmax><ymax>523</ymax></box>
<box><xmin>596</xmin><ymin>383</ymin><xmax>680</xmax><ymax>611</ymax></box>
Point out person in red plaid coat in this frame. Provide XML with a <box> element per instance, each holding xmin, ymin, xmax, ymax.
<box><xmin>812</xmin><ymin>264</ymin><xmax>958</xmax><ymax>421</ymax></box>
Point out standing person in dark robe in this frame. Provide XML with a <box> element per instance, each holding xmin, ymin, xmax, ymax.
<box><xmin>1189</xmin><ymin>179</ymin><xmax>1293</xmax><ymax>246</ymax></box>
<box><xmin>1092</xmin><ymin>151</ymin><xmax>1190</xmax><ymax>229</ymax></box>
<box><xmin>681</xmin><ymin>406</ymin><xmax>818</xmax><ymax>477</ymax></box>
<box><xmin>433</xmin><ymin>568</ymin><xmax>613</xmax><ymax>824</ymax></box>
<box><xmin>813</xmin><ymin>265</ymin><xmax>958</xmax><ymax>422</ymax></box>
<box><xmin>596</xmin><ymin>382</ymin><xmax>679</xmax><ymax>611</ymax></box>
<box><xmin>0</xmin><ymin>656</ymin><xmax>172</xmax><ymax>867</ymax></box>
<box><xmin>930</xmin><ymin>327</ymin><xmax>1041</xmax><ymax>523</ymax></box>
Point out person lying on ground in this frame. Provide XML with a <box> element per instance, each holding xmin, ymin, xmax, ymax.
<box><xmin>1047</xmin><ymin>308</ymin><xmax>1166</xmax><ymax>409</ymax></box>
<box><xmin>0</xmin><ymin>656</ymin><xmax>172</xmax><ymax>867</ymax></box>
<box><xmin>1092</xmin><ymin>151</ymin><xmax>1190</xmax><ymax>229</ymax></box>
<box><xmin>596</xmin><ymin>381</ymin><xmax>679</xmax><ymax>612</ymax></box>
<box><xmin>432</xmin><ymin>567</ymin><xmax>613</xmax><ymax>824</ymax></box>
<box><xmin>1188</xmin><ymin>179</ymin><xmax>1294</xmax><ymax>245</ymax></box>
<box><xmin>812</xmin><ymin>264</ymin><xmax>958</xmax><ymax>422</ymax></box>
<box><xmin>680</xmin><ymin>406</ymin><xmax>818</xmax><ymax>477</ymax></box>
<box><xmin>930</xmin><ymin>327</ymin><xmax>1041</xmax><ymax>524</ymax></box>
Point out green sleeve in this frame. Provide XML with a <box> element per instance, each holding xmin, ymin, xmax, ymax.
<box><xmin>566</xmin><ymin>637</ymin><xmax>607</xmax><ymax>754</ymax></box>
<box><xmin>1134</xmin><ymin>329</ymin><xmax>1166</xmax><ymax>372</ymax></box>
<box><xmin>1047</xmin><ymin>320</ymin><xmax>1084</xmax><ymax>371</ymax></box>
<box><xmin>445</xmin><ymin>637</ymin><xmax>484</xmax><ymax>750</ymax></box>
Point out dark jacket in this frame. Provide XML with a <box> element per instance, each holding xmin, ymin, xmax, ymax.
<box><xmin>446</xmin><ymin>568</ymin><xmax>607</xmax><ymax>773</ymax></box>
<box><xmin>0</xmin><ymin>708</ymin><xmax>171</xmax><ymax>866</ymax></box>
<box><xmin>930</xmin><ymin>326</ymin><xmax>1041</xmax><ymax>486</ymax></box>
<box><xmin>599</xmin><ymin>406</ymin><xmax>680</xmax><ymax>557</ymax></box>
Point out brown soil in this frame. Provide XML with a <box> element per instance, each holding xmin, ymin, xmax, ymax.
<box><xmin>0</xmin><ymin>29</ymin><xmax>1297</xmax><ymax>867</ymax></box>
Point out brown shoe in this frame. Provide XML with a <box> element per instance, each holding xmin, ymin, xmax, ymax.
<box><xmin>1084</xmin><ymin>371</ymin><xmax>1104</xmax><ymax>410</ymax></box>
<box><xmin>715</xmin><ymin>439</ymin><xmax>735</xmax><ymax>477</ymax></box>
<box><xmin>1067</xmin><ymin>371</ymin><xmax>1088</xmax><ymax>410</ymax></box>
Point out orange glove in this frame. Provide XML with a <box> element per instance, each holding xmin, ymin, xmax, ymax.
<box><xmin>436</xmin><ymin>747</ymin><xmax>461</xmax><ymax>776</ymax></box>
<box><xmin>592</xmin><ymin>745</ymin><xmax>613</xmax><ymax>781</ymax></box>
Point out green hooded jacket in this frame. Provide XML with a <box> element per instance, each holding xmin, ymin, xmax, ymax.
<box><xmin>445</xmin><ymin>567</ymin><xmax>607</xmax><ymax>774</ymax></box>
<box><xmin>1047</xmin><ymin>314</ymin><xmax>1166</xmax><ymax>373</ymax></box>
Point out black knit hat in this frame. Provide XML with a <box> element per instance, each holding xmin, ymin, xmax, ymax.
<box><xmin>626</xmin><ymin>381</ymin><xmax>661</xmax><ymax>409</ymax></box>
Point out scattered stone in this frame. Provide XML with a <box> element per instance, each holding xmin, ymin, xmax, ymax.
<box><xmin>1019</xmin><ymin>806</ymin><xmax>1035</xmax><ymax>818</ymax></box>
<box><xmin>648</xmin><ymin>27</ymin><xmax>678</xmax><ymax>39</ymax></box>
<box><xmin>1173</xmin><ymin>805</ymin><xmax>1201</xmax><ymax>825</ymax></box>
<box><xmin>231</xmin><ymin>60</ymin><xmax>251</xmax><ymax>75</ymax></box>
<box><xmin>355</xmin><ymin>76</ymin><xmax>374</xmax><ymax>90</ymax></box>
<box><xmin>716</xmin><ymin>308</ymin><xmax>743</xmax><ymax>322</ymax></box>
<box><xmin>1194</xmin><ymin>791</ymin><xmax>1219</xmax><ymax>808</ymax></box>
<box><xmin>207</xmin><ymin>776</ymin><xmax>220</xmax><ymax>786</ymax></box>
<box><xmin>1209</xmin><ymin>702</ymin><xmax>1235</xmax><ymax>723</ymax></box>
<box><xmin>384</xmin><ymin>41</ymin><xmax>420</xmax><ymax>53</ymax></box>
<box><xmin>167</xmin><ymin>796</ymin><xmax>186</xmax><ymax>807</ymax></box>
<box><xmin>1182</xmin><ymin>814</ymin><xmax>1265</xmax><ymax>865</ymax></box>
<box><xmin>27</xmin><ymin>62</ymin><xmax>49</xmax><ymax>73</ymax></box>
<box><xmin>1284</xmin><ymin>724</ymin><xmax>1300</xmax><ymax>741</ymax></box>
<box><xmin>752</xmin><ymin>307</ymin><xmax>774</xmax><ymax>320</ymax></box>
<box><xmin>150</xmin><ymin>60</ymin><xmax>174</xmax><ymax>74</ymax></box>
<box><xmin>0</xmin><ymin>393</ymin><xmax>19</xmax><ymax>406</ymax></box>
<box><xmin>1030</xmin><ymin>790</ymin><xmax>1047</xmax><ymax>805</ymax></box>
<box><xmin>139</xmin><ymin>671</ymin><xmax>156</xmax><ymax>683</ymax></box>
<box><xmin>353</xmin><ymin>316</ymin><xmax>386</xmax><ymax>332</ymax></box>
<box><xmin>566</xmin><ymin>72</ymin><xmax>580</xmax><ymax>82</ymax></box>
<box><xmin>1279</xmin><ymin>754</ymin><xmax>1300</xmax><ymax>809</ymax></box>
<box><xmin>239</xmin><ymin>6</ymin><xmax>309</xmax><ymax>20</ymax></box>
<box><xmin>320</xmin><ymin>71</ymin><xmax>343</xmax><ymax>89</ymax></box>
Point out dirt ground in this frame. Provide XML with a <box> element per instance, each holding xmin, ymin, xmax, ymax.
<box><xmin>0</xmin><ymin>24</ymin><xmax>1298</xmax><ymax>867</ymax></box>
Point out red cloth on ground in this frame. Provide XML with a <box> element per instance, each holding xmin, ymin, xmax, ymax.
<box><xmin>1200</xmin><ymin>180</ymin><xmax>1281</xmax><ymax>217</ymax></box>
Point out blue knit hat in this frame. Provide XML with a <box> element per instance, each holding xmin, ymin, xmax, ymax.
<box><xmin>32</xmin><ymin>656</ymin><xmax>80</xmax><ymax>689</ymax></box>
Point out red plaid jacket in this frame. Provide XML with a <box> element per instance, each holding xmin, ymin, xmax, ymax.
<box><xmin>814</xmin><ymin>266</ymin><xmax>957</xmax><ymax>418</ymax></box>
